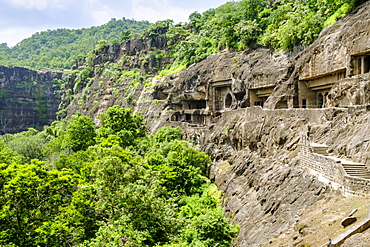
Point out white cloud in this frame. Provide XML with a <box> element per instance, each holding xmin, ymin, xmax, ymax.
<box><xmin>4</xmin><ymin>0</ymin><xmax>67</xmax><ymax>10</ymax></box>
<box><xmin>129</xmin><ymin>0</ymin><xmax>193</xmax><ymax>23</ymax></box>
<box><xmin>90</xmin><ymin>5</ymin><xmax>123</xmax><ymax>26</ymax></box>
<box><xmin>0</xmin><ymin>26</ymin><xmax>43</xmax><ymax>47</ymax></box>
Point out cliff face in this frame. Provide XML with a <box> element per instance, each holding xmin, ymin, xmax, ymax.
<box><xmin>0</xmin><ymin>66</ymin><xmax>63</xmax><ymax>134</ymax></box>
<box><xmin>265</xmin><ymin>3</ymin><xmax>370</xmax><ymax>109</ymax></box>
<box><xmin>57</xmin><ymin>2</ymin><xmax>370</xmax><ymax>246</ymax></box>
<box><xmin>61</xmin><ymin>35</ymin><xmax>170</xmax><ymax>124</ymax></box>
<box><xmin>2</xmin><ymin>1</ymin><xmax>370</xmax><ymax>246</ymax></box>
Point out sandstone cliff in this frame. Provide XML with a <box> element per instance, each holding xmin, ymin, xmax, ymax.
<box><xmin>0</xmin><ymin>66</ymin><xmax>63</xmax><ymax>134</ymax></box>
<box><xmin>57</xmin><ymin>2</ymin><xmax>370</xmax><ymax>246</ymax></box>
<box><xmin>1</xmin><ymin>1</ymin><xmax>370</xmax><ymax>246</ymax></box>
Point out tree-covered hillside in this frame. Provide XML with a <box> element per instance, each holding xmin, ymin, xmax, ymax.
<box><xmin>0</xmin><ymin>0</ymin><xmax>366</xmax><ymax>72</ymax></box>
<box><xmin>0</xmin><ymin>18</ymin><xmax>150</xmax><ymax>70</ymax></box>
<box><xmin>164</xmin><ymin>0</ymin><xmax>367</xmax><ymax>67</ymax></box>
<box><xmin>0</xmin><ymin>106</ymin><xmax>239</xmax><ymax>246</ymax></box>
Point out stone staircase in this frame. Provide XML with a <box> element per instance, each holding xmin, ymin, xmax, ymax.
<box><xmin>310</xmin><ymin>143</ymin><xmax>370</xmax><ymax>180</ymax></box>
<box><xmin>311</xmin><ymin>143</ymin><xmax>329</xmax><ymax>155</ymax></box>
<box><xmin>341</xmin><ymin>161</ymin><xmax>370</xmax><ymax>179</ymax></box>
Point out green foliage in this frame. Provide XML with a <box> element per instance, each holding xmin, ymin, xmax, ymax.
<box><xmin>141</xmin><ymin>127</ymin><xmax>210</xmax><ymax>195</ymax></box>
<box><xmin>152</xmin><ymin>126</ymin><xmax>183</xmax><ymax>143</ymax></box>
<box><xmin>0</xmin><ymin>160</ymin><xmax>81</xmax><ymax>246</ymax></box>
<box><xmin>161</xmin><ymin>0</ymin><xmax>361</xmax><ymax>66</ymax></box>
<box><xmin>157</xmin><ymin>64</ymin><xmax>187</xmax><ymax>79</ymax></box>
<box><xmin>0</xmin><ymin>18</ymin><xmax>150</xmax><ymax>70</ymax></box>
<box><xmin>323</xmin><ymin>1</ymin><xmax>355</xmax><ymax>26</ymax></box>
<box><xmin>0</xmin><ymin>107</ymin><xmax>237</xmax><ymax>246</ymax></box>
<box><xmin>62</xmin><ymin>115</ymin><xmax>96</xmax><ymax>152</ymax></box>
<box><xmin>0</xmin><ymin>139</ymin><xmax>24</xmax><ymax>164</ymax></box>
<box><xmin>180</xmin><ymin>208</ymin><xmax>239</xmax><ymax>247</ymax></box>
<box><xmin>5</xmin><ymin>128</ymin><xmax>49</xmax><ymax>161</ymax></box>
<box><xmin>97</xmin><ymin>106</ymin><xmax>146</xmax><ymax>147</ymax></box>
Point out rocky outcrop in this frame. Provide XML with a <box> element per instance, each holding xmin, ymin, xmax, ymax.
<box><xmin>56</xmin><ymin>2</ymin><xmax>370</xmax><ymax>246</ymax></box>
<box><xmin>2</xmin><ymin>1</ymin><xmax>370</xmax><ymax>246</ymax></box>
<box><xmin>0</xmin><ymin>66</ymin><xmax>63</xmax><ymax>133</ymax></box>
<box><xmin>265</xmin><ymin>2</ymin><xmax>370</xmax><ymax>109</ymax></box>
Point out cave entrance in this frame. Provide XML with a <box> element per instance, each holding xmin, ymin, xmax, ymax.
<box><xmin>171</xmin><ymin>113</ymin><xmax>181</xmax><ymax>121</ymax></box>
<box><xmin>183</xmin><ymin>100</ymin><xmax>206</xmax><ymax>110</ymax></box>
<box><xmin>225</xmin><ymin>93</ymin><xmax>233</xmax><ymax>109</ymax></box>
<box><xmin>192</xmin><ymin>114</ymin><xmax>204</xmax><ymax>124</ymax></box>
<box><xmin>364</xmin><ymin>55</ymin><xmax>370</xmax><ymax>73</ymax></box>
<box><xmin>211</xmin><ymin>79</ymin><xmax>232</xmax><ymax>111</ymax></box>
<box><xmin>302</xmin><ymin>99</ymin><xmax>307</xmax><ymax>108</ymax></box>
<box><xmin>318</xmin><ymin>93</ymin><xmax>324</xmax><ymax>108</ymax></box>
<box><xmin>235</xmin><ymin>92</ymin><xmax>246</xmax><ymax>108</ymax></box>
<box><xmin>185</xmin><ymin>114</ymin><xmax>192</xmax><ymax>123</ymax></box>
<box><xmin>351</xmin><ymin>52</ymin><xmax>370</xmax><ymax>75</ymax></box>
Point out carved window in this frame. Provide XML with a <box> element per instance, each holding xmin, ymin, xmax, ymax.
<box><xmin>364</xmin><ymin>55</ymin><xmax>370</xmax><ymax>74</ymax></box>
<box><xmin>302</xmin><ymin>99</ymin><xmax>307</xmax><ymax>108</ymax></box>
<box><xmin>225</xmin><ymin>93</ymin><xmax>233</xmax><ymax>108</ymax></box>
<box><xmin>351</xmin><ymin>53</ymin><xmax>370</xmax><ymax>75</ymax></box>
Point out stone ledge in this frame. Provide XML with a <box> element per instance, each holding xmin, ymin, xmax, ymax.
<box><xmin>320</xmin><ymin>215</ymin><xmax>370</xmax><ymax>247</ymax></box>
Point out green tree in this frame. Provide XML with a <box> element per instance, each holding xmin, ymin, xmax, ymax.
<box><xmin>0</xmin><ymin>110</ymin><xmax>237</xmax><ymax>246</ymax></box>
<box><xmin>0</xmin><ymin>139</ymin><xmax>23</xmax><ymax>164</ymax></box>
<box><xmin>62</xmin><ymin>115</ymin><xmax>96</xmax><ymax>152</ymax></box>
<box><xmin>97</xmin><ymin>106</ymin><xmax>146</xmax><ymax>147</ymax></box>
<box><xmin>120</xmin><ymin>30</ymin><xmax>132</xmax><ymax>42</ymax></box>
<box><xmin>6</xmin><ymin>128</ymin><xmax>48</xmax><ymax>161</ymax></box>
<box><xmin>0</xmin><ymin>160</ymin><xmax>81</xmax><ymax>246</ymax></box>
<box><xmin>0</xmin><ymin>18</ymin><xmax>150</xmax><ymax>70</ymax></box>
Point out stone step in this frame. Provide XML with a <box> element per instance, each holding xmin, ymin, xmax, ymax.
<box><xmin>311</xmin><ymin>143</ymin><xmax>328</xmax><ymax>155</ymax></box>
<box><xmin>343</xmin><ymin>168</ymin><xmax>369</xmax><ymax>173</ymax></box>
<box><xmin>342</xmin><ymin>165</ymin><xmax>368</xmax><ymax>169</ymax></box>
<box><xmin>343</xmin><ymin>168</ymin><xmax>370</xmax><ymax>179</ymax></box>
<box><xmin>327</xmin><ymin>157</ymin><xmax>370</xmax><ymax>179</ymax></box>
<box><xmin>347</xmin><ymin>172</ymin><xmax>370</xmax><ymax>178</ymax></box>
<box><xmin>345</xmin><ymin>172</ymin><xmax>370</xmax><ymax>178</ymax></box>
<box><xmin>345</xmin><ymin>171</ymin><xmax>370</xmax><ymax>176</ymax></box>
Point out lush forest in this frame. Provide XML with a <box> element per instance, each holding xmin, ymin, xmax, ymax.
<box><xmin>0</xmin><ymin>105</ymin><xmax>238</xmax><ymax>246</ymax></box>
<box><xmin>0</xmin><ymin>1</ymin><xmax>367</xmax><ymax>246</ymax></box>
<box><xmin>63</xmin><ymin>0</ymin><xmax>366</xmax><ymax>104</ymax></box>
<box><xmin>160</xmin><ymin>0</ymin><xmax>367</xmax><ymax>68</ymax></box>
<box><xmin>0</xmin><ymin>18</ymin><xmax>150</xmax><ymax>70</ymax></box>
<box><xmin>0</xmin><ymin>0</ymin><xmax>366</xmax><ymax>72</ymax></box>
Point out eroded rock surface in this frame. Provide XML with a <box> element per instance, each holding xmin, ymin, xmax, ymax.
<box><xmin>0</xmin><ymin>66</ymin><xmax>62</xmax><ymax>133</ymax></box>
<box><xmin>2</xmin><ymin>1</ymin><xmax>370</xmax><ymax>246</ymax></box>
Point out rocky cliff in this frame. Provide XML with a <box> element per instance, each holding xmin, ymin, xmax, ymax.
<box><xmin>57</xmin><ymin>2</ymin><xmax>370</xmax><ymax>246</ymax></box>
<box><xmin>0</xmin><ymin>66</ymin><xmax>63</xmax><ymax>134</ymax></box>
<box><xmin>2</xmin><ymin>1</ymin><xmax>370</xmax><ymax>246</ymax></box>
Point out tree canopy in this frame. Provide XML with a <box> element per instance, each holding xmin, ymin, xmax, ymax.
<box><xmin>0</xmin><ymin>18</ymin><xmax>150</xmax><ymax>70</ymax></box>
<box><xmin>0</xmin><ymin>0</ymin><xmax>365</xmax><ymax>71</ymax></box>
<box><xmin>163</xmin><ymin>0</ymin><xmax>365</xmax><ymax>67</ymax></box>
<box><xmin>0</xmin><ymin>106</ymin><xmax>239</xmax><ymax>246</ymax></box>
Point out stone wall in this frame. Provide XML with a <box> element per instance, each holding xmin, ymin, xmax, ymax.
<box><xmin>299</xmin><ymin>142</ymin><xmax>370</xmax><ymax>196</ymax></box>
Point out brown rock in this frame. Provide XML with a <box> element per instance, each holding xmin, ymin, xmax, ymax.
<box><xmin>341</xmin><ymin>216</ymin><xmax>357</xmax><ymax>227</ymax></box>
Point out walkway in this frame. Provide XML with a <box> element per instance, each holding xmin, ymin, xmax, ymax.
<box><xmin>310</xmin><ymin>142</ymin><xmax>370</xmax><ymax>180</ymax></box>
<box><xmin>299</xmin><ymin>137</ymin><xmax>370</xmax><ymax>196</ymax></box>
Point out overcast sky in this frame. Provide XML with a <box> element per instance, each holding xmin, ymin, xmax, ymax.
<box><xmin>0</xmin><ymin>0</ymin><xmax>229</xmax><ymax>47</ymax></box>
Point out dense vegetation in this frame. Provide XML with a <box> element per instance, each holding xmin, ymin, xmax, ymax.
<box><xmin>63</xmin><ymin>0</ymin><xmax>367</xmax><ymax>108</ymax></box>
<box><xmin>0</xmin><ymin>0</ymin><xmax>366</xmax><ymax>72</ymax></box>
<box><xmin>161</xmin><ymin>0</ymin><xmax>367</xmax><ymax>67</ymax></box>
<box><xmin>0</xmin><ymin>18</ymin><xmax>150</xmax><ymax>70</ymax></box>
<box><xmin>0</xmin><ymin>105</ymin><xmax>238</xmax><ymax>246</ymax></box>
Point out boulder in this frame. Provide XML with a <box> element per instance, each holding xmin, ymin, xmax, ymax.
<box><xmin>341</xmin><ymin>216</ymin><xmax>357</xmax><ymax>227</ymax></box>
